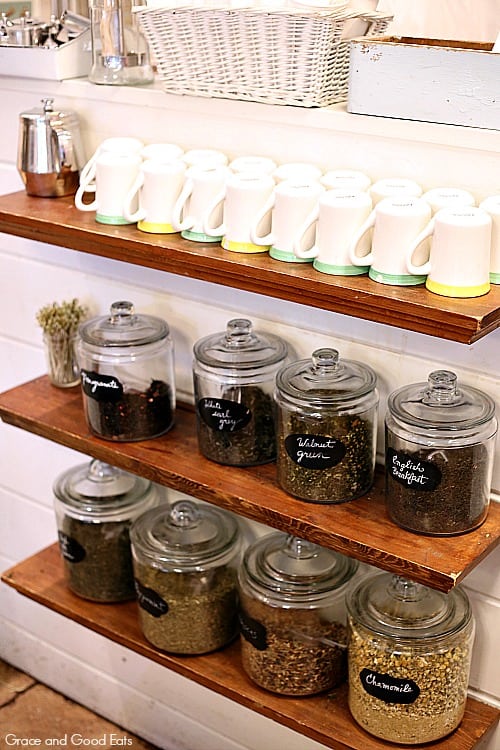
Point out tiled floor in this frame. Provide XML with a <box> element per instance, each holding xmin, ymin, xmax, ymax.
<box><xmin>0</xmin><ymin>659</ymin><xmax>160</xmax><ymax>749</ymax></box>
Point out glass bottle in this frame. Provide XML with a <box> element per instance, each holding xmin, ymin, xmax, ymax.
<box><xmin>347</xmin><ymin>572</ymin><xmax>475</xmax><ymax>744</ymax></box>
<box><xmin>88</xmin><ymin>0</ymin><xmax>154</xmax><ymax>86</ymax></box>
<box><xmin>274</xmin><ymin>348</ymin><xmax>378</xmax><ymax>502</ymax></box>
<box><xmin>130</xmin><ymin>498</ymin><xmax>242</xmax><ymax>654</ymax></box>
<box><xmin>385</xmin><ymin>370</ymin><xmax>497</xmax><ymax>535</ymax></box>
<box><xmin>192</xmin><ymin>318</ymin><xmax>288</xmax><ymax>466</ymax></box>
<box><xmin>54</xmin><ymin>459</ymin><xmax>157</xmax><ymax>602</ymax></box>
<box><xmin>238</xmin><ymin>532</ymin><xmax>359</xmax><ymax>695</ymax></box>
<box><xmin>77</xmin><ymin>300</ymin><xmax>175</xmax><ymax>441</ymax></box>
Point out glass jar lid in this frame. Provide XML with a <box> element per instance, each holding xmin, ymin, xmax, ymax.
<box><xmin>53</xmin><ymin>459</ymin><xmax>153</xmax><ymax>521</ymax></box>
<box><xmin>193</xmin><ymin>318</ymin><xmax>288</xmax><ymax>371</ymax></box>
<box><xmin>276</xmin><ymin>348</ymin><xmax>377</xmax><ymax>406</ymax></box>
<box><xmin>242</xmin><ymin>532</ymin><xmax>358</xmax><ymax>603</ymax></box>
<box><xmin>78</xmin><ymin>300</ymin><xmax>170</xmax><ymax>348</ymax></box>
<box><xmin>347</xmin><ymin>572</ymin><xmax>472</xmax><ymax>642</ymax></box>
<box><xmin>388</xmin><ymin>370</ymin><xmax>496</xmax><ymax>432</ymax></box>
<box><xmin>130</xmin><ymin>499</ymin><xmax>240</xmax><ymax>570</ymax></box>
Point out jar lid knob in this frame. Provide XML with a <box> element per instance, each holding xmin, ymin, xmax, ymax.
<box><xmin>224</xmin><ymin>318</ymin><xmax>253</xmax><ymax>347</ymax></box>
<box><xmin>110</xmin><ymin>300</ymin><xmax>135</xmax><ymax>324</ymax></box>
<box><xmin>424</xmin><ymin>370</ymin><xmax>458</xmax><ymax>404</ymax></box>
<box><xmin>311</xmin><ymin>348</ymin><xmax>339</xmax><ymax>374</ymax></box>
<box><xmin>169</xmin><ymin>500</ymin><xmax>200</xmax><ymax>528</ymax></box>
<box><xmin>87</xmin><ymin>459</ymin><xmax>120</xmax><ymax>483</ymax></box>
<box><xmin>285</xmin><ymin>535</ymin><xmax>317</xmax><ymax>559</ymax></box>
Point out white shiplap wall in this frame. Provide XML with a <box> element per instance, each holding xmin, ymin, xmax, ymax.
<box><xmin>0</xmin><ymin>76</ymin><xmax>499</xmax><ymax>749</ymax></box>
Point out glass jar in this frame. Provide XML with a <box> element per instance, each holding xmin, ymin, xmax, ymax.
<box><xmin>130</xmin><ymin>498</ymin><xmax>241</xmax><ymax>654</ymax></box>
<box><xmin>77</xmin><ymin>300</ymin><xmax>175</xmax><ymax>441</ymax></box>
<box><xmin>385</xmin><ymin>370</ymin><xmax>497</xmax><ymax>535</ymax></box>
<box><xmin>347</xmin><ymin>573</ymin><xmax>475</xmax><ymax>744</ymax></box>
<box><xmin>238</xmin><ymin>532</ymin><xmax>359</xmax><ymax>695</ymax></box>
<box><xmin>275</xmin><ymin>348</ymin><xmax>378</xmax><ymax>503</ymax></box>
<box><xmin>54</xmin><ymin>459</ymin><xmax>157</xmax><ymax>602</ymax></box>
<box><xmin>192</xmin><ymin>318</ymin><xmax>288</xmax><ymax>466</ymax></box>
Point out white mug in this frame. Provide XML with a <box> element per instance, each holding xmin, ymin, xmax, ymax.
<box><xmin>406</xmin><ymin>206</ymin><xmax>492</xmax><ymax>298</ymax></box>
<box><xmin>141</xmin><ymin>142</ymin><xmax>184</xmax><ymax>162</ymax></box>
<box><xmin>369</xmin><ymin>177</ymin><xmax>423</xmax><ymax>205</ymax></box>
<box><xmin>172</xmin><ymin>164</ymin><xmax>230</xmax><ymax>242</ymax></box>
<box><xmin>250</xmin><ymin>178</ymin><xmax>325</xmax><ymax>262</ymax></box>
<box><xmin>422</xmin><ymin>187</ymin><xmax>476</xmax><ymax>214</ymax></box>
<box><xmin>75</xmin><ymin>151</ymin><xmax>143</xmax><ymax>225</ymax></box>
<box><xmin>183</xmin><ymin>148</ymin><xmax>228</xmax><ymax>168</ymax></box>
<box><xmin>122</xmin><ymin>158</ymin><xmax>187</xmax><ymax>233</ymax></box>
<box><xmin>349</xmin><ymin>197</ymin><xmax>432</xmax><ymax>285</ymax></box>
<box><xmin>204</xmin><ymin>173</ymin><xmax>275</xmax><ymax>253</ymax></box>
<box><xmin>229</xmin><ymin>155</ymin><xmax>277</xmax><ymax>176</ymax></box>
<box><xmin>79</xmin><ymin>136</ymin><xmax>144</xmax><ymax>190</ymax></box>
<box><xmin>295</xmin><ymin>189</ymin><xmax>373</xmax><ymax>274</ymax></box>
<box><xmin>320</xmin><ymin>169</ymin><xmax>371</xmax><ymax>193</ymax></box>
<box><xmin>480</xmin><ymin>195</ymin><xmax>500</xmax><ymax>284</ymax></box>
<box><xmin>273</xmin><ymin>162</ymin><xmax>323</xmax><ymax>183</ymax></box>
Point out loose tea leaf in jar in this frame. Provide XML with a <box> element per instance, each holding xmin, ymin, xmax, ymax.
<box><xmin>134</xmin><ymin>561</ymin><xmax>239</xmax><ymax>654</ymax></box>
<box><xmin>59</xmin><ymin>516</ymin><xmax>135</xmax><ymax>602</ymax></box>
<box><xmin>277</xmin><ymin>410</ymin><xmax>374</xmax><ymax>503</ymax></box>
<box><xmin>239</xmin><ymin>591</ymin><xmax>347</xmax><ymax>695</ymax></box>
<box><xmin>386</xmin><ymin>443</ymin><xmax>491</xmax><ymax>535</ymax></box>
<box><xmin>197</xmin><ymin>385</ymin><xmax>276</xmax><ymax>465</ymax></box>
<box><xmin>84</xmin><ymin>378</ymin><xmax>173</xmax><ymax>441</ymax></box>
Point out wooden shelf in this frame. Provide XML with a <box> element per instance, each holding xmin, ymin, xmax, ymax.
<box><xmin>1</xmin><ymin>375</ymin><xmax>499</xmax><ymax>593</ymax></box>
<box><xmin>0</xmin><ymin>191</ymin><xmax>499</xmax><ymax>344</ymax></box>
<box><xmin>2</xmin><ymin>544</ymin><xmax>499</xmax><ymax>750</ymax></box>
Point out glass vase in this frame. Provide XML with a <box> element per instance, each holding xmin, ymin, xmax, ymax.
<box><xmin>43</xmin><ymin>331</ymin><xmax>80</xmax><ymax>388</ymax></box>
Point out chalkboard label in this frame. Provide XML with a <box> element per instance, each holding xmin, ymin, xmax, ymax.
<box><xmin>134</xmin><ymin>580</ymin><xmax>169</xmax><ymax>618</ymax></box>
<box><xmin>239</xmin><ymin>609</ymin><xmax>267</xmax><ymax>651</ymax></box>
<box><xmin>360</xmin><ymin>669</ymin><xmax>420</xmax><ymax>704</ymax></box>
<box><xmin>386</xmin><ymin>448</ymin><xmax>442</xmax><ymax>492</ymax></box>
<box><xmin>198</xmin><ymin>398</ymin><xmax>251</xmax><ymax>432</ymax></box>
<box><xmin>58</xmin><ymin>531</ymin><xmax>86</xmax><ymax>563</ymax></box>
<box><xmin>285</xmin><ymin>434</ymin><xmax>346</xmax><ymax>470</ymax></box>
<box><xmin>81</xmin><ymin>369</ymin><xmax>123</xmax><ymax>403</ymax></box>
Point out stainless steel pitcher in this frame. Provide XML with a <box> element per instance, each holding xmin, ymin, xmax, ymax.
<box><xmin>17</xmin><ymin>98</ymin><xmax>85</xmax><ymax>197</ymax></box>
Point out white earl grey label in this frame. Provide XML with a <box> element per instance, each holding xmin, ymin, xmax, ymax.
<box><xmin>360</xmin><ymin>669</ymin><xmax>420</xmax><ymax>704</ymax></box>
<box><xmin>386</xmin><ymin>448</ymin><xmax>442</xmax><ymax>491</ymax></box>
<box><xmin>81</xmin><ymin>369</ymin><xmax>124</xmax><ymax>403</ymax></box>
<box><xmin>285</xmin><ymin>434</ymin><xmax>346</xmax><ymax>470</ymax></box>
<box><xmin>198</xmin><ymin>398</ymin><xmax>251</xmax><ymax>432</ymax></box>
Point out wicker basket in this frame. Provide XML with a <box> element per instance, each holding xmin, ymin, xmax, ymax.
<box><xmin>137</xmin><ymin>6</ymin><xmax>392</xmax><ymax>107</ymax></box>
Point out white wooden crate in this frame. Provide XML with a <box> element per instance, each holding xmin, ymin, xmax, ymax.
<box><xmin>0</xmin><ymin>29</ymin><xmax>91</xmax><ymax>80</ymax></box>
<box><xmin>348</xmin><ymin>36</ymin><xmax>500</xmax><ymax>130</ymax></box>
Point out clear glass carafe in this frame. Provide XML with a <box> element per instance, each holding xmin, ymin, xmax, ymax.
<box><xmin>347</xmin><ymin>573</ymin><xmax>475</xmax><ymax>744</ymax></box>
<box><xmin>77</xmin><ymin>300</ymin><xmax>175</xmax><ymax>441</ymax></box>
<box><xmin>238</xmin><ymin>532</ymin><xmax>359</xmax><ymax>695</ymax></box>
<box><xmin>89</xmin><ymin>0</ymin><xmax>153</xmax><ymax>86</ymax></box>
<box><xmin>385</xmin><ymin>370</ymin><xmax>497</xmax><ymax>535</ymax></box>
<box><xmin>274</xmin><ymin>348</ymin><xmax>378</xmax><ymax>503</ymax></box>
<box><xmin>193</xmin><ymin>318</ymin><xmax>288</xmax><ymax>466</ymax></box>
<box><xmin>130</xmin><ymin>498</ymin><xmax>242</xmax><ymax>654</ymax></box>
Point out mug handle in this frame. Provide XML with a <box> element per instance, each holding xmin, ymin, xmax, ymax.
<box><xmin>78</xmin><ymin>150</ymin><xmax>99</xmax><ymax>190</ymax></box>
<box><xmin>74</xmin><ymin>182</ymin><xmax>98</xmax><ymax>212</ymax></box>
<box><xmin>122</xmin><ymin>172</ymin><xmax>146</xmax><ymax>223</ymax></box>
<box><xmin>203</xmin><ymin>188</ymin><xmax>227</xmax><ymax>237</ymax></box>
<box><xmin>249</xmin><ymin>193</ymin><xmax>275</xmax><ymax>246</ymax></box>
<box><xmin>406</xmin><ymin>218</ymin><xmax>434</xmax><ymax>276</ymax></box>
<box><xmin>293</xmin><ymin>205</ymin><xmax>319</xmax><ymax>260</ymax></box>
<box><xmin>172</xmin><ymin>178</ymin><xmax>194</xmax><ymax>232</ymax></box>
<box><xmin>348</xmin><ymin>209</ymin><xmax>376</xmax><ymax>266</ymax></box>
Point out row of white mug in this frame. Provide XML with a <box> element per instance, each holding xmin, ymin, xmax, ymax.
<box><xmin>74</xmin><ymin>137</ymin><xmax>500</xmax><ymax>298</ymax></box>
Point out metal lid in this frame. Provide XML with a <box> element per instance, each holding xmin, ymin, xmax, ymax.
<box><xmin>347</xmin><ymin>573</ymin><xmax>472</xmax><ymax>642</ymax></box>
<box><xmin>388</xmin><ymin>370</ymin><xmax>496</xmax><ymax>432</ymax></box>
<box><xmin>193</xmin><ymin>318</ymin><xmax>287</xmax><ymax>371</ymax></box>
<box><xmin>276</xmin><ymin>348</ymin><xmax>377</xmax><ymax>406</ymax></box>
<box><xmin>19</xmin><ymin>97</ymin><xmax>80</xmax><ymax>127</ymax></box>
<box><xmin>242</xmin><ymin>532</ymin><xmax>358</xmax><ymax>603</ymax></box>
<box><xmin>130</xmin><ymin>499</ymin><xmax>240</xmax><ymax>570</ymax></box>
<box><xmin>53</xmin><ymin>459</ymin><xmax>153</xmax><ymax>520</ymax></box>
<box><xmin>78</xmin><ymin>300</ymin><xmax>170</xmax><ymax>348</ymax></box>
